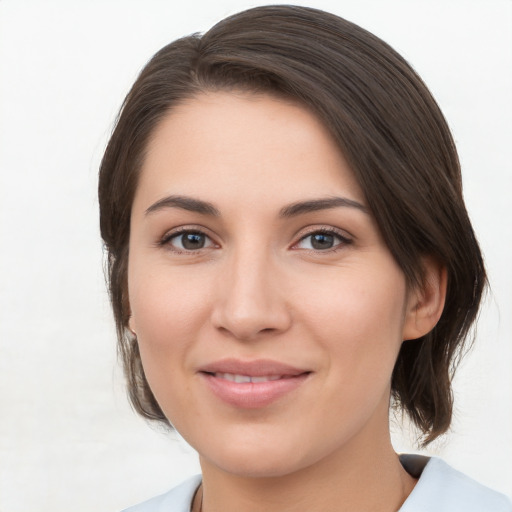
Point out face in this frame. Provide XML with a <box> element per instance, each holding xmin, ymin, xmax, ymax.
<box><xmin>128</xmin><ymin>91</ymin><xmax>418</xmax><ymax>478</ymax></box>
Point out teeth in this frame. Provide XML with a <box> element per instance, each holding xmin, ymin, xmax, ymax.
<box><xmin>215</xmin><ymin>373</ymin><xmax>283</xmax><ymax>383</ymax></box>
<box><xmin>252</xmin><ymin>375</ymin><xmax>282</xmax><ymax>382</ymax></box>
<box><xmin>233</xmin><ymin>374</ymin><xmax>251</xmax><ymax>383</ymax></box>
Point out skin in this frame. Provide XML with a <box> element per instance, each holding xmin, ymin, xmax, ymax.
<box><xmin>128</xmin><ymin>91</ymin><xmax>445</xmax><ymax>512</ymax></box>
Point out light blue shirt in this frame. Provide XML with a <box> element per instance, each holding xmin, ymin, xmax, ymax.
<box><xmin>122</xmin><ymin>456</ymin><xmax>512</xmax><ymax>511</ymax></box>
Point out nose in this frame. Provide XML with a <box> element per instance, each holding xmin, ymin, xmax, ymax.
<box><xmin>211</xmin><ymin>247</ymin><xmax>292</xmax><ymax>341</ymax></box>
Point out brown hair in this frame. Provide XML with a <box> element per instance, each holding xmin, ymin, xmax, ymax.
<box><xmin>99</xmin><ymin>5</ymin><xmax>486</xmax><ymax>445</ymax></box>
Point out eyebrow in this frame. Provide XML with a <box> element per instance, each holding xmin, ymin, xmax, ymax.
<box><xmin>145</xmin><ymin>195</ymin><xmax>220</xmax><ymax>216</ymax></box>
<box><xmin>144</xmin><ymin>194</ymin><xmax>368</xmax><ymax>218</ymax></box>
<box><xmin>279</xmin><ymin>197</ymin><xmax>368</xmax><ymax>217</ymax></box>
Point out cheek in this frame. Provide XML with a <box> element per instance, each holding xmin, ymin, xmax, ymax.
<box><xmin>295</xmin><ymin>265</ymin><xmax>407</xmax><ymax>378</ymax></box>
<box><xmin>291</xmin><ymin>269</ymin><xmax>407</xmax><ymax>444</ymax></box>
<box><xmin>130</xmin><ymin>263</ymin><xmax>208</xmax><ymax>336</ymax></box>
<box><xmin>128</xmin><ymin>265</ymin><xmax>213</xmax><ymax>385</ymax></box>
<box><xmin>127</xmin><ymin>268</ymin><xmax>214</xmax><ymax>425</ymax></box>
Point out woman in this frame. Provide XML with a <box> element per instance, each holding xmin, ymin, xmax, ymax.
<box><xmin>98</xmin><ymin>5</ymin><xmax>511</xmax><ymax>511</ymax></box>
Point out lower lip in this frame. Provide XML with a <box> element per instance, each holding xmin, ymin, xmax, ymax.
<box><xmin>200</xmin><ymin>373</ymin><xmax>310</xmax><ymax>409</ymax></box>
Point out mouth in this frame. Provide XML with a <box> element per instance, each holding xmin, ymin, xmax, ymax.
<box><xmin>209</xmin><ymin>373</ymin><xmax>293</xmax><ymax>383</ymax></box>
<box><xmin>198</xmin><ymin>359</ymin><xmax>311</xmax><ymax>409</ymax></box>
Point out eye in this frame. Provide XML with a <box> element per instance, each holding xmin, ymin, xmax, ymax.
<box><xmin>163</xmin><ymin>230</ymin><xmax>215</xmax><ymax>252</ymax></box>
<box><xmin>295</xmin><ymin>230</ymin><xmax>351</xmax><ymax>251</ymax></box>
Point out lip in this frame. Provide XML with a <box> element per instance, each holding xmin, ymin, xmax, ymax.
<box><xmin>198</xmin><ymin>358</ymin><xmax>311</xmax><ymax>409</ymax></box>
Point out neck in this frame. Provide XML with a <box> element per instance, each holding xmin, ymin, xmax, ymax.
<box><xmin>198</xmin><ymin>429</ymin><xmax>416</xmax><ymax>512</ymax></box>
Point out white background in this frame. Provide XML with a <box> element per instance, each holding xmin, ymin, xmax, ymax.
<box><xmin>0</xmin><ymin>1</ymin><xmax>511</xmax><ymax>510</ymax></box>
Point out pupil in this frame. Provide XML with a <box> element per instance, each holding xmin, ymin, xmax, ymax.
<box><xmin>311</xmin><ymin>233</ymin><xmax>334</xmax><ymax>250</ymax></box>
<box><xmin>182</xmin><ymin>233</ymin><xmax>205</xmax><ymax>250</ymax></box>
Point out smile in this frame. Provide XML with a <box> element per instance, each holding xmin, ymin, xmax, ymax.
<box><xmin>198</xmin><ymin>359</ymin><xmax>311</xmax><ymax>409</ymax></box>
<box><xmin>214</xmin><ymin>373</ymin><xmax>285</xmax><ymax>383</ymax></box>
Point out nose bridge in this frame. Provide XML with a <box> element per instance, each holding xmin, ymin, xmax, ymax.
<box><xmin>212</xmin><ymin>240</ymin><xmax>290</xmax><ymax>339</ymax></box>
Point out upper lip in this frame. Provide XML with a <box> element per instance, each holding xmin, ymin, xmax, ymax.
<box><xmin>198</xmin><ymin>358</ymin><xmax>310</xmax><ymax>377</ymax></box>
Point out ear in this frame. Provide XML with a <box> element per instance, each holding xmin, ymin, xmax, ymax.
<box><xmin>128</xmin><ymin>315</ymin><xmax>137</xmax><ymax>336</ymax></box>
<box><xmin>402</xmin><ymin>258</ymin><xmax>447</xmax><ymax>341</ymax></box>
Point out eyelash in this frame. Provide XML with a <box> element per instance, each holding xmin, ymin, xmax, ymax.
<box><xmin>159</xmin><ymin>226</ymin><xmax>216</xmax><ymax>254</ymax></box>
<box><xmin>158</xmin><ymin>226</ymin><xmax>352</xmax><ymax>254</ymax></box>
<box><xmin>293</xmin><ymin>227</ymin><xmax>352</xmax><ymax>253</ymax></box>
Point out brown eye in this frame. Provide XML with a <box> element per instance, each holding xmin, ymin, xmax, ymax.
<box><xmin>166</xmin><ymin>231</ymin><xmax>214</xmax><ymax>251</ymax></box>
<box><xmin>295</xmin><ymin>230</ymin><xmax>351</xmax><ymax>251</ymax></box>
<box><xmin>182</xmin><ymin>233</ymin><xmax>206</xmax><ymax>249</ymax></box>
<box><xmin>310</xmin><ymin>233</ymin><xmax>335</xmax><ymax>250</ymax></box>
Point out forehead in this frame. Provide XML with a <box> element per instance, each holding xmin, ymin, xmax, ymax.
<box><xmin>135</xmin><ymin>91</ymin><xmax>365</xmax><ymax>212</ymax></box>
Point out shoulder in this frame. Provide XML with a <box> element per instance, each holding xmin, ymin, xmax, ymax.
<box><xmin>400</xmin><ymin>455</ymin><xmax>512</xmax><ymax>512</ymax></box>
<box><xmin>121</xmin><ymin>475</ymin><xmax>202</xmax><ymax>512</ymax></box>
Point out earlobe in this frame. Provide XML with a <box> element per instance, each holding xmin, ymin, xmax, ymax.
<box><xmin>128</xmin><ymin>316</ymin><xmax>137</xmax><ymax>336</ymax></box>
<box><xmin>402</xmin><ymin>259</ymin><xmax>447</xmax><ymax>341</ymax></box>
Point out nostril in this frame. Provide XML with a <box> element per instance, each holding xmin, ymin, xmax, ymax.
<box><xmin>210</xmin><ymin>290</ymin><xmax>292</xmax><ymax>340</ymax></box>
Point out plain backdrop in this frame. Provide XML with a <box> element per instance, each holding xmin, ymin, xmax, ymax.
<box><xmin>0</xmin><ymin>1</ymin><xmax>511</xmax><ymax>511</ymax></box>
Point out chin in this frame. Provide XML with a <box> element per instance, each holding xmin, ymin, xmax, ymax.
<box><xmin>206</xmin><ymin>449</ymin><xmax>308</xmax><ymax>479</ymax></box>
<box><xmin>197</xmin><ymin>429</ymin><xmax>335</xmax><ymax>480</ymax></box>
